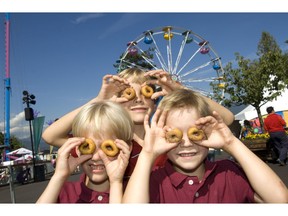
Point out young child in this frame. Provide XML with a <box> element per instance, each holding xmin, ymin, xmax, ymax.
<box><xmin>123</xmin><ymin>89</ymin><xmax>288</xmax><ymax>203</ymax></box>
<box><xmin>36</xmin><ymin>101</ymin><xmax>134</xmax><ymax>203</ymax></box>
<box><xmin>41</xmin><ymin>68</ymin><xmax>234</xmax><ymax>179</ymax></box>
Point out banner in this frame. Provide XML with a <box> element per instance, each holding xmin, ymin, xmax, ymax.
<box><xmin>32</xmin><ymin>116</ymin><xmax>45</xmax><ymax>154</ymax></box>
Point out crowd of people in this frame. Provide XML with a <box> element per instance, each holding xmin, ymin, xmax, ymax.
<box><xmin>36</xmin><ymin>68</ymin><xmax>288</xmax><ymax>203</ymax></box>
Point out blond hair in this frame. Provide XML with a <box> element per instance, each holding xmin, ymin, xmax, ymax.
<box><xmin>118</xmin><ymin>68</ymin><xmax>158</xmax><ymax>92</ymax></box>
<box><xmin>158</xmin><ymin>89</ymin><xmax>212</xmax><ymax>117</ymax></box>
<box><xmin>72</xmin><ymin>101</ymin><xmax>134</xmax><ymax>143</ymax></box>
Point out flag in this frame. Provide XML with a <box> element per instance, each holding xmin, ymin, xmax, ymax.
<box><xmin>32</xmin><ymin>116</ymin><xmax>45</xmax><ymax>154</ymax></box>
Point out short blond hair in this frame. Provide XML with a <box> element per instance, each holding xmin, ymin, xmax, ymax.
<box><xmin>118</xmin><ymin>68</ymin><xmax>150</xmax><ymax>84</ymax></box>
<box><xmin>158</xmin><ymin>89</ymin><xmax>212</xmax><ymax>117</ymax></box>
<box><xmin>118</xmin><ymin>68</ymin><xmax>158</xmax><ymax>92</ymax></box>
<box><xmin>72</xmin><ymin>101</ymin><xmax>134</xmax><ymax>143</ymax></box>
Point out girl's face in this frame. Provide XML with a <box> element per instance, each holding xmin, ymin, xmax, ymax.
<box><xmin>121</xmin><ymin>78</ymin><xmax>156</xmax><ymax>125</ymax></box>
<box><xmin>166</xmin><ymin>108</ymin><xmax>208</xmax><ymax>177</ymax></box>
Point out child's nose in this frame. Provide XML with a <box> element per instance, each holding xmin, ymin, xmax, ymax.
<box><xmin>91</xmin><ymin>149</ymin><xmax>101</xmax><ymax>160</ymax></box>
<box><xmin>180</xmin><ymin>135</ymin><xmax>194</xmax><ymax>147</ymax></box>
<box><xmin>134</xmin><ymin>90</ymin><xmax>144</xmax><ymax>102</ymax></box>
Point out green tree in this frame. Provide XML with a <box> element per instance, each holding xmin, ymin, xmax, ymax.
<box><xmin>0</xmin><ymin>132</ymin><xmax>23</xmax><ymax>155</ymax></box>
<box><xmin>222</xmin><ymin>32</ymin><xmax>287</xmax><ymax>132</ymax></box>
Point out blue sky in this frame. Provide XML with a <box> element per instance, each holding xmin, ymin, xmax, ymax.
<box><xmin>0</xmin><ymin>11</ymin><xmax>288</xmax><ymax>140</ymax></box>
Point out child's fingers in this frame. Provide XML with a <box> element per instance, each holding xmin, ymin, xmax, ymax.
<box><xmin>58</xmin><ymin>137</ymin><xmax>85</xmax><ymax>156</ymax></box>
<box><xmin>157</xmin><ymin>110</ymin><xmax>167</xmax><ymax>128</ymax></box>
<box><xmin>212</xmin><ymin>111</ymin><xmax>224</xmax><ymax>123</ymax></box>
<box><xmin>150</xmin><ymin>108</ymin><xmax>161</xmax><ymax>128</ymax></box>
<box><xmin>144</xmin><ymin>113</ymin><xmax>150</xmax><ymax>132</ymax></box>
<box><xmin>114</xmin><ymin>140</ymin><xmax>131</xmax><ymax>157</ymax></box>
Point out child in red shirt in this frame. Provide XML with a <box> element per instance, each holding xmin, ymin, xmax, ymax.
<box><xmin>123</xmin><ymin>89</ymin><xmax>288</xmax><ymax>203</ymax></box>
<box><xmin>37</xmin><ymin>101</ymin><xmax>133</xmax><ymax>203</ymax></box>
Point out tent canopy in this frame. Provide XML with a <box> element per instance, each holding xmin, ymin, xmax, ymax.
<box><xmin>6</xmin><ymin>147</ymin><xmax>32</xmax><ymax>155</ymax></box>
<box><xmin>235</xmin><ymin>88</ymin><xmax>288</xmax><ymax>121</ymax></box>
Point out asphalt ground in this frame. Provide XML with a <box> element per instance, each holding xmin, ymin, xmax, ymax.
<box><xmin>0</xmin><ymin>151</ymin><xmax>287</xmax><ymax>204</ymax></box>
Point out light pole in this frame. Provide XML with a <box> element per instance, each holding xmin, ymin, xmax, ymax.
<box><xmin>22</xmin><ymin>90</ymin><xmax>36</xmax><ymax>182</ymax></box>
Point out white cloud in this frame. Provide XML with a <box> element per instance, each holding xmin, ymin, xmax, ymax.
<box><xmin>72</xmin><ymin>13</ymin><xmax>104</xmax><ymax>24</ymax></box>
<box><xmin>0</xmin><ymin>111</ymin><xmax>30</xmax><ymax>139</ymax></box>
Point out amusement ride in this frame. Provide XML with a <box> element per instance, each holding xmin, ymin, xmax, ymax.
<box><xmin>116</xmin><ymin>26</ymin><xmax>226</xmax><ymax>102</ymax></box>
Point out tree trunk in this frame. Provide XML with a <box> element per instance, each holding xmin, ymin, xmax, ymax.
<box><xmin>255</xmin><ymin>106</ymin><xmax>265</xmax><ymax>133</ymax></box>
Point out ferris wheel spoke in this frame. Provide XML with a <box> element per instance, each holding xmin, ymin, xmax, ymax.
<box><xmin>183</xmin><ymin>77</ymin><xmax>216</xmax><ymax>82</ymax></box>
<box><xmin>141</xmin><ymin>55</ymin><xmax>159</xmax><ymax>70</ymax></box>
<box><xmin>149</xmin><ymin>33</ymin><xmax>169</xmax><ymax>71</ymax></box>
<box><xmin>180</xmin><ymin>61</ymin><xmax>212</xmax><ymax>78</ymax></box>
<box><xmin>166</xmin><ymin>28</ymin><xmax>174</xmax><ymax>73</ymax></box>
<box><xmin>154</xmin><ymin>51</ymin><xmax>169</xmax><ymax>71</ymax></box>
<box><xmin>172</xmin><ymin>32</ymin><xmax>190</xmax><ymax>75</ymax></box>
<box><xmin>183</xmin><ymin>83</ymin><xmax>211</xmax><ymax>96</ymax></box>
<box><xmin>177</xmin><ymin>47</ymin><xmax>201</xmax><ymax>75</ymax></box>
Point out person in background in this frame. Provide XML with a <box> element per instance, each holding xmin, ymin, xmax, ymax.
<box><xmin>264</xmin><ymin>106</ymin><xmax>288</xmax><ymax>166</ymax></box>
<box><xmin>36</xmin><ymin>101</ymin><xmax>133</xmax><ymax>203</ymax></box>
<box><xmin>123</xmin><ymin>89</ymin><xmax>288</xmax><ymax>203</ymax></box>
<box><xmin>240</xmin><ymin>120</ymin><xmax>253</xmax><ymax>139</ymax></box>
<box><xmin>51</xmin><ymin>155</ymin><xmax>57</xmax><ymax>169</ymax></box>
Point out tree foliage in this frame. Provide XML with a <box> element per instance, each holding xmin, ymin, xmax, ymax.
<box><xmin>222</xmin><ymin>32</ymin><xmax>287</xmax><ymax>131</ymax></box>
<box><xmin>0</xmin><ymin>132</ymin><xmax>23</xmax><ymax>157</ymax></box>
<box><xmin>113</xmin><ymin>47</ymin><xmax>156</xmax><ymax>73</ymax></box>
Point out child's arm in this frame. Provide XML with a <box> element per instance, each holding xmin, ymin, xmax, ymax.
<box><xmin>144</xmin><ymin>70</ymin><xmax>234</xmax><ymax>126</ymax></box>
<box><xmin>123</xmin><ymin>109</ymin><xmax>178</xmax><ymax>203</ymax></box>
<box><xmin>196</xmin><ymin>111</ymin><xmax>288</xmax><ymax>203</ymax></box>
<box><xmin>36</xmin><ymin>138</ymin><xmax>91</xmax><ymax>203</ymax></box>
<box><xmin>99</xmin><ymin>139</ymin><xmax>132</xmax><ymax>203</ymax></box>
<box><xmin>226</xmin><ymin>139</ymin><xmax>288</xmax><ymax>203</ymax></box>
<box><xmin>42</xmin><ymin>75</ymin><xmax>129</xmax><ymax>147</ymax></box>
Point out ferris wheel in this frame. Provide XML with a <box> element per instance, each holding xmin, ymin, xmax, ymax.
<box><xmin>116</xmin><ymin>26</ymin><xmax>226</xmax><ymax>102</ymax></box>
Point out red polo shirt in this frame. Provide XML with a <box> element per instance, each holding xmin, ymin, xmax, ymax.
<box><xmin>264</xmin><ymin>113</ymin><xmax>286</xmax><ymax>133</ymax></box>
<box><xmin>149</xmin><ymin>159</ymin><xmax>254</xmax><ymax>203</ymax></box>
<box><xmin>58</xmin><ymin>173</ymin><xmax>109</xmax><ymax>203</ymax></box>
<box><xmin>124</xmin><ymin>140</ymin><xmax>167</xmax><ymax>179</ymax></box>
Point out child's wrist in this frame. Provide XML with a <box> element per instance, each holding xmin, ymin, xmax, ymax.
<box><xmin>51</xmin><ymin>172</ymin><xmax>69</xmax><ymax>183</ymax></box>
<box><xmin>140</xmin><ymin>150</ymin><xmax>157</xmax><ymax>164</ymax></box>
<box><xmin>222</xmin><ymin>137</ymin><xmax>241</xmax><ymax>153</ymax></box>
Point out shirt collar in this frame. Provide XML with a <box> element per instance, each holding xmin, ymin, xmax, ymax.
<box><xmin>165</xmin><ymin>159</ymin><xmax>217</xmax><ymax>187</ymax></box>
<box><xmin>77</xmin><ymin>173</ymin><xmax>109</xmax><ymax>203</ymax></box>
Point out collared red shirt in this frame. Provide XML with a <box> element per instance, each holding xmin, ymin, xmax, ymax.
<box><xmin>264</xmin><ymin>113</ymin><xmax>286</xmax><ymax>133</ymax></box>
<box><xmin>58</xmin><ymin>173</ymin><xmax>109</xmax><ymax>203</ymax></box>
<box><xmin>124</xmin><ymin>140</ymin><xmax>167</xmax><ymax>180</ymax></box>
<box><xmin>149</xmin><ymin>159</ymin><xmax>254</xmax><ymax>203</ymax></box>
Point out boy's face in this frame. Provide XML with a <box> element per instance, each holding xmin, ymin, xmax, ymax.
<box><xmin>166</xmin><ymin>108</ymin><xmax>209</xmax><ymax>176</ymax></box>
<box><xmin>121</xmin><ymin>78</ymin><xmax>156</xmax><ymax>125</ymax></box>
<box><xmin>81</xmin><ymin>135</ymin><xmax>115</xmax><ymax>186</ymax></box>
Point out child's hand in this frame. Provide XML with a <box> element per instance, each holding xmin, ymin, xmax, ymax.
<box><xmin>97</xmin><ymin>74</ymin><xmax>130</xmax><ymax>103</ymax></box>
<box><xmin>194</xmin><ymin>111</ymin><xmax>236</xmax><ymax>150</ymax></box>
<box><xmin>54</xmin><ymin>137</ymin><xmax>92</xmax><ymax>179</ymax></box>
<box><xmin>143</xmin><ymin>108</ymin><xmax>179</xmax><ymax>159</ymax></box>
<box><xmin>98</xmin><ymin>139</ymin><xmax>131</xmax><ymax>183</ymax></box>
<box><xmin>144</xmin><ymin>70</ymin><xmax>185</xmax><ymax>100</ymax></box>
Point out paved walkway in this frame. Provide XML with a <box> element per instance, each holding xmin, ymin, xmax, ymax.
<box><xmin>0</xmin><ymin>151</ymin><xmax>287</xmax><ymax>203</ymax></box>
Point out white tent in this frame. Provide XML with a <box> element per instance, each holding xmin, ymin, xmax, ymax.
<box><xmin>235</xmin><ymin>88</ymin><xmax>288</xmax><ymax>121</ymax></box>
<box><xmin>6</xmin><ymin>147</ymin><xmax>32</xmax><ymax>156</ymax></box>
<box><xmin>14</xmin><ymin>154</ymin><xmax>33</xmax><ymax>161</ymax></box>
